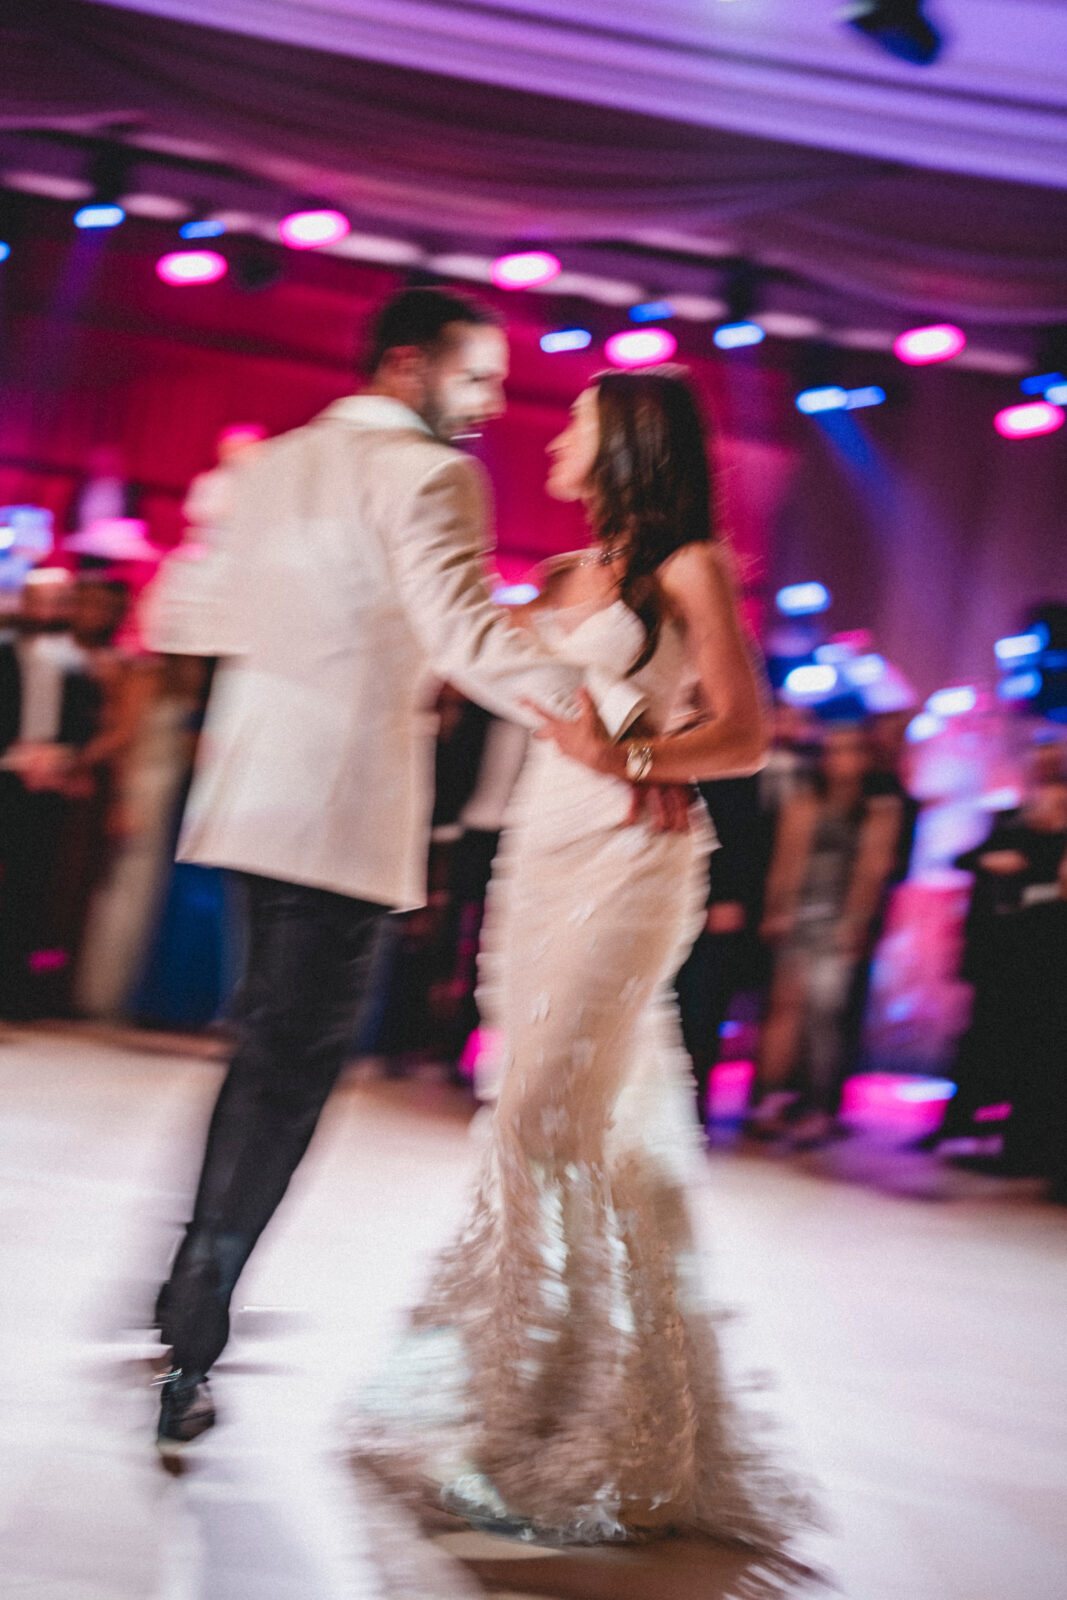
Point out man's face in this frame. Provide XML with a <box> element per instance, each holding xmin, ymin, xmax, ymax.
<box><xmin>419</xmin><ymin>324</ymin><xmax>509</xmax><ymax>442</ymax></box>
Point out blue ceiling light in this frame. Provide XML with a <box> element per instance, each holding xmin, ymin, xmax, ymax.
<box><xmin>994</xmin><ymin>627</ymin><xmax>1048</xmax><ymax>665</ymax></box>
<box><xmin>74</xmin><ymin>202</ymin><xmax>126</xmax><ymax>230</ymax></box>
<box><xmin>713</xmin><ymin>321</ymin><xmax>764</xmax><ymax>350</ymax></box>
<box><xmin>629</xmin><ymin>300</ymin><xmax>674</xmax><ymax>323</ymax></box>
<box><xmin>998</xmin><ymin>670</ymin><xmax>1042</xmax><ymax>702</ymax></box>
<box><xmin>540</xmin><ymin>328</ymin><xmax>593</xmax><ymax>354</ymax></box>
<box><xmin>926</xmin><ymin>686</ymin><xmax>977</xmax><ymax>718</ymax></box>
<box><xmin>0</xmin><ymin>241</ymin><xmax>9</xmax><ymax>263</ymax></box>
<box><xmin>776</xmin><ymin>582</ymin><xmax>831</xmax><ymax>616</ymax></box>
<box><xmin>845</xmin><ymin>385</ymin><xmax>886</xmax><ymax>410</ymax></box>
<box><xmin>906</xmin><ymin>711</ymin><xmax>945</xmax><ymax>743</ymax></box>
<box><xmin>491</xmin><ymin>582</ymin><xmax>539</xmax><ymax>605</ymax></box>
<box><xmin>796</xmin><ymin>385</ymin><xmax>848</xmax><ymax>414</ymax></box>
<box><xmin>1020</xmin><ymin>372</ymin><xmax>1065</xmax><ymax>396</ymax></box>
<box><xmin>784</xmin><ymin>664</ymin><xmax>839</xmax><ymax>696</ymax></box>
<box><xmin>180</xmin><ymin>218</ymin><xmax>226</xmax><ymax>240</ymax></box>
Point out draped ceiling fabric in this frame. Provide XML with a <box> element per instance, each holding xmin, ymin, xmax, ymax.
<box><xmin>2</xmin><ymin>1</ymin><xmax>1067</xmax><ymax>339</ymax></box>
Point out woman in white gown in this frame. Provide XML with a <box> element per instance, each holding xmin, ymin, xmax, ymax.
<box><xmin>355</xmin><ymin>368</ymin><xmax>815</xmax><ymax>1591</ymax></box>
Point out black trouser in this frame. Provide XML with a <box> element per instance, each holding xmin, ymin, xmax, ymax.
<box><xmin>158</xmin><ymin>871</ymin><xmax>387</xmax><ymax>1378</ymax></box>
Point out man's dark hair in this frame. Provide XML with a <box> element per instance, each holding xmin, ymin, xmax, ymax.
<box><xmin>365</xmin><ymin>287</ymin><xmax>498</xmax><ymax>375</ymax></box>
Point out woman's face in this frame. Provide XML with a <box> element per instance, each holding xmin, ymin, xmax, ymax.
<box><xmin>546</xmin><ymin>387</ymin><xmax>600</xmax><ymax>502</ymax></box>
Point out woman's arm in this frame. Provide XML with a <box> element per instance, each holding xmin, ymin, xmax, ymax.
<box><xmin>524</xmin><ymin>542</ymin><xmax>768</xmax><ymax>782</ymax></box>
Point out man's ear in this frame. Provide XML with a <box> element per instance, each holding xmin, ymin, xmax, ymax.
<box><xmin>376</xmin><ymin>345</ymin><xmax>427</xmax><ymax>407</ymax></box>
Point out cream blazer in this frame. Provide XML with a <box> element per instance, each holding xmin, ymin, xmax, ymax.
<box><xmin>143</xmin><ymin>395</ymin><xmax>643</xmax><ymax>909</ymax></box>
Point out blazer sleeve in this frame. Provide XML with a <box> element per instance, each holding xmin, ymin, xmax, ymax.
<box><xmin>388</xmin><ymin>455</ymin><xmax>645</xmax><ymax>738</ymax></box>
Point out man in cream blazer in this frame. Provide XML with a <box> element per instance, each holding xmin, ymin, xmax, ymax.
<box><xmin>145</xmin><ymin>288</ymin><xmax>647</xmax><ymax>1459</ymax></box>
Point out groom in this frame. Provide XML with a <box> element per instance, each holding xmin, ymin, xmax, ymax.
<box><xmin>145</xmin><ymin>287</ymin><xmax>671</xmax><ymax>1461</ymax></box>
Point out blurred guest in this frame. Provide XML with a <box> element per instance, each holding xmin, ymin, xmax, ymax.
<box><xmin>836</xmin><ymin>707</ymin><xmax>921</xmax><ymax>1089</ymax></box>
<box><xmin>749</xmin><ymin>723</ymin><xmax>902</xmax><ymax>1145</ymax></box>
<box><xmin>676</xmin><ymin>698</ymin><xmax>814</xmax><ymax>1122</ymax></box>
<box><xmin>67</xmin><ymin>444</ymin><xmax>138</xmax><ymax>535</ymax></box>
<box><xmin>936</xmin><ymin>765</ymin><xmax>1067</xmax><ymax>1191</ymax></box>
<box><xmin>181</xmin><ymin>423</ymin><xmax>268</xmax><ymax>540</ymax></box>
<box><xmin>426</xmin><ymin>703</ymin><xmax>529</xmax><ymax>1078</ymax></box>
<box><xmin>0</xmin><ymin>574</ymin><xmax>144</xmax><ymax>1015</ymax></box>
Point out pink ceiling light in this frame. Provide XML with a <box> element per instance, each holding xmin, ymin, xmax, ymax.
<box><xmin>994</xmin><ymin>400</ymin><xmax>1065</xmax><ymax>439</ymax></box>
<box><xmin>156</xmin><ymin>249</ymin><xmax>228</xmax><ymax>286</ymax></box>
<box><xmin>604</xmin><ymin>328</ymin><xmax>677</xmax><ymax>368</ymax></box>
<box><xmin>490</xmin><ymin>250</ymin><xmax>561</xmax><ymax>290</ymax></box>
<box><xmin>278</xmin><ymin>209</ymin><xmax>351</xmax><ymax>249</ymax></box>
<box><xmin>893</xmin><ymin>323</ymin><xmax>966</xmax><ymax>365</ymax></box>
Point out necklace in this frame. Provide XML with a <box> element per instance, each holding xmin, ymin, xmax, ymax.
<box><xmin>577</xmin><ymin>544</ymin><xmax>628</xmax><ymax>567</ymax></box>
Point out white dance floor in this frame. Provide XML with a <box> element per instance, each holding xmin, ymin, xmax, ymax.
<box><xmin>2</xmin><ymin>1026</ymin><xmax>1065</xmax><ymax>1600</ymax></box>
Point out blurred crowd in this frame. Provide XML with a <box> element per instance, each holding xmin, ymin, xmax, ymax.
<box><xmin>1</xmin><ymin>443</ymin><xmax>1065</xmax><ymax>1206</ymax></box>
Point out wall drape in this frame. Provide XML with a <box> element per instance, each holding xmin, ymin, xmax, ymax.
<box><xmin>2</xmin><ymin>200</ymin><xmax>1065</xmax><ymax>699</ymax></box>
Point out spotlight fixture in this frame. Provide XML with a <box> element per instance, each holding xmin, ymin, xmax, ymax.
<box><xmin>540</xmin><ymin>329</ymin><xmax>593</xmax><ymax>353</ymax></box>
<box><xmin>997</xmin><ymin>670</ymin><xmax>1042</xmax><ymax>702</ymax></box>
<box><xmin>776</xmin><ymin>582</ymin><xmax>831</xmax><ymax>617</ymax></box>
<box><xmin>713</xmin><ymin>322</ymin><xmax>764</xmax><ymax>351</ymax></box>
<box><xmin>906</xmin><ymin>711</ymin><xmax>945</xmax><ymax>742</ymax></box>
<box><xmin>74</xmin><ymin>144</ymin><xmax>132</xmax><ymax>231</ymax></box>
<box><xmin>784</xmin><ymin>664</ymin><xmax>839</xmax><ymax>696</ymax></box>
<box><xmin>278</xmin><ymin>208</ymin><xmax>350</xmax><ymax>249</ymax></box>
<box><xmin>156</xmin><ymin>249</ymin><xmax>228</xmax><ymax>286</ymax></box>
<box><xmin>491</xmin><ymin>582</ymin><xmax>540</xmax><ymax>605</ymax></box>
<box><xmin>490</xmin><ymin>251</ymin><xmax>561</xmax><ymax>290</ymax></box>
<box><xmin>796</xmin><ymin>384</ymin><xmax>886</xmax><ymax>413</ymax></box>
<box><xmin>843</xmin><ymin>0</ymin><xmax>944</xmax><ymax>65</ymax></box>
<box><xmin>604</xmin><ymin>328</ymin><xmax>677</xmax><ymax>368</ymax></box>
<box><xmin>926</xmin><ymin>686</ymin><xmax>977</xmax><ymax>718</ymax></box>
<box><xmin>180</xmin><ymin>219</ymin><xmax>226</xmax><ymax>241</ymax></box>
<box><xmin>74</xmin><ymin>202</ymin><xmax>125</xmax><ymax>230</ymax></box>
<box><xmin>629</xmin><ymin>300</ymin><xmax>674</xmax><ymax>324</ymax></box>
<box><xmin>994</xmin><ymin>628</ymin><xmax>1048</xmax><ymax>665</ymax></box>
<box><xmin>994</xmin><ymin>401</ymin><xmax>1065</xmax><ymax>439</ymax></box>
<box><xmin>893</xmin><ymin>324</ymin><xmax>965</xmax><ymax>365</ymax></box>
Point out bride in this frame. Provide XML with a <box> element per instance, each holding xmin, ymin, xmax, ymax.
<box><xmin>354</xmin><ymin>366</ymin><xmax>815</xmax><ymax>1589</ymax></box>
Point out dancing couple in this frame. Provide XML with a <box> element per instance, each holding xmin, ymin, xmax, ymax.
<box><xmin>147</xmin><ymin>287</ymin><xmax>814</xmax><ymax>1588</ymax></box>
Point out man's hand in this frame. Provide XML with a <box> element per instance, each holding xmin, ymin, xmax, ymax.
<box><xmin>625</xmin><ymin>781</ymin><xmax>693</xmax><ymax>834</ymax></box>
<box><xmin>522</xmin><ymin>689</ymin><xmax>692</xmax><ymax>833</ymax></box>
<box><xmin>522</xmin><ymin>687</ymin><xmax>611</xmax><ymax>773</ymax></box>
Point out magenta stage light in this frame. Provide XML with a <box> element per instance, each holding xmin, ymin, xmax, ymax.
<box><xmin>994</xmin><ymin>400</ymin><xmax>1065</xmax><ymax>439</ymax></box>
<box><xmin>490</xmin><ymin>250</ymin><xmax>561</xmax><ymax>290</ymax></box>
<box><xmin>604</xmin><ymin>327</ymin><xmax>677</xmax><ymax>368</ymax></box>
<box><xmin>893</xmin><ymin>323</ymin><xmax>966</xmax><ymax>365</ymax></box>
<box><xmin>156</xmin><ymin>250</ymin><xmax>228</xmax><ymax>286</ymax></box>
<box><xmin>278</xmin><ymin>209</ymin><xmax>350</xmax><ymax>249</ymax></box>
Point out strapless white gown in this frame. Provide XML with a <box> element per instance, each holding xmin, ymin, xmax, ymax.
<box><xmin>352</xmin><ymin>598</ymin><xmax>815</xmax><ymax>1593</ymax></box>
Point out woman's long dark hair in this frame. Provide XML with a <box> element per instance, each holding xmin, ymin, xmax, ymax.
<box><xmin>588</xmin><ymin>366</ymin><xmax>715</xmax><ymax>674</ymax></box>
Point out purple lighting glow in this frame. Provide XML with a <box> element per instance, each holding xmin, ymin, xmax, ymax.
<box><xmin>604</xmin><ymin>328</ymin><xmax>677</xmax><ymax>368</ymax></box>
<box><xmin>490</xmin><ymin>250</ymin><xmax>561</xmax><ymax>290</ymax></box>
<box><xmin>994</xmin><ymin>401</ymin><xmax>1065</xmax><ymax>439</ymax></box>
<box><xmin>278</xmin><ymin>209</ymin><xmax>350</xmax><ymax>249</ymax></box>
<box><xmin>156</xmin><ymin>250</ymin><xmax>228</xmax><ymax>286</ymax></box>
<box><xmin>893</xmin><ymin>324</ymin><xmax>966</xmax><ymax>365</ymax></box>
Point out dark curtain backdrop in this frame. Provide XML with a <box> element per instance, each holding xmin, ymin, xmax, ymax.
<box><xmin>1</xmin><ymin>199</ymin><xmax>1064</xmax><ymax>697</ymax></box>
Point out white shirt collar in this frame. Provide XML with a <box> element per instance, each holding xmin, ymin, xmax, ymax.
<box><xmin>319</xmin><ymin>394</ymin><xmax>434</xmax><ymax>436</ymax></box>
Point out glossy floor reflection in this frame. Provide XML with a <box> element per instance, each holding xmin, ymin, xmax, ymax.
<box><xmin>1</xmin><ymin>1025</ymin><xmax>1065</xmax><ymax>1600</ymax></box>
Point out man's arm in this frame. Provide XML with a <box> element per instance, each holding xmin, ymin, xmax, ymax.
<box><xmin>388</xmin><ymin>455</ymin><xmax>644</xmax><ymax>737</ymax></box>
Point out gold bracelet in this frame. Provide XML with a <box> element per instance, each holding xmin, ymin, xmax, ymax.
<box><xmin>624</xmin><ymin>741</ymin><xmax>654</xmax><ymax>782</ymax></box>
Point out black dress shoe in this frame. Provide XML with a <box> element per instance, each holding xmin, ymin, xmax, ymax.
<box><xmin>156</xmin><ymin>1370</ymin><xmax>215</xmax><ymax>1469</ymax></box>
